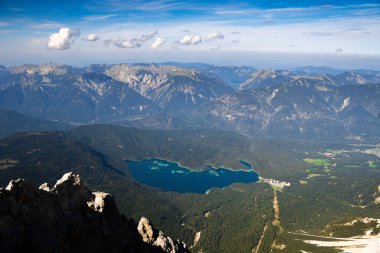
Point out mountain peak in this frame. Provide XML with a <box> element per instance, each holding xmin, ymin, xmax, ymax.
<box><xmin>9</xmin><ymin>63</ymin><xmax>78</xmax><ymax>76</ymax></box>
<box><xmin>0</xmin><ymin>172</ymin><xmax>188</xmax><ymax>253</ymax></box>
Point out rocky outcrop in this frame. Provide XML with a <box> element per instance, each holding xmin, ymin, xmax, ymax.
<box><xmin>138</xmin><ymin>217</ymin><xmax>187</xmax><ymax>253</ymax></box>
<box><xmin>0</xmin><ymin>172</ymin><xmax>188</xmax><ymax>253</ymax></box>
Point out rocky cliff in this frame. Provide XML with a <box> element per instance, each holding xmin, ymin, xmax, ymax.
<box><xmin>0</xmin><ymin>172</ymin><xmax>187</xmax><ymax>253</ymax></box>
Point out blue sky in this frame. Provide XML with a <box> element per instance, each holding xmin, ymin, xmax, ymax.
<box><xmin>1</xmin><ymin>0</ymin><xmax>380</xmax><ymax>69</ymax></box>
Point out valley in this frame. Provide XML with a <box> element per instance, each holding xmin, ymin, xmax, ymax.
<box><xmin>0</xmin><ymin>122</ymin><xmax>378</xmax><ymax>252</ymax></box>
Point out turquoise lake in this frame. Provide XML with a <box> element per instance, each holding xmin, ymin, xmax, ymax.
<box><xmin>125</xmin><ymin>159</ymin><xmax>259</xmax><ymax>194</ymax></box>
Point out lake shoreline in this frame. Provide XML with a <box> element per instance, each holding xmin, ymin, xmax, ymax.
<box><xmin>125</xmin><ymin>158</ymin><xmax>260</xmax><ymax>194</ymax></box>
<box><xmin>123</xmin><ymin>157</ymin><xmax>258</xmax><ymax>174</ymax></box>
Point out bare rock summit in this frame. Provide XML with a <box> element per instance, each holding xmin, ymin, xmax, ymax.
<box><xmin>0</xmin><ymin>172</ymin><xmax>188</xmax><ymax>253</ymax></box>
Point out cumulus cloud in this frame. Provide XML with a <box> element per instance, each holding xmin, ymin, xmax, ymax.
<box><xmin>104</xmin><ymin>31</ymin><xmax>158</xmax><ymax>49</ymax></box>
<box><xmin>113</xmin><ymin>39</ymin><xmax>142</xmax><ymax>48</ymax></box>
<box><xmin>149</xmin><ymin>37</ymin><xmax>166</xmax><ymax>49</ymax></box>
<box><xmin>47</xmin><ymin>27</ymin><xmax>80</xmax><ymax>50</ymax></box>
<box><xmin>179</xmin><ymin>34</ymin><xmax>202</xmax><ymax>45</ymax></box>
<box><xmin>83</xmin><ymin>34</ymin><xmax>99</xmax><ymax>41</ymax></box>
<box><xmin>206</xmin><ymin>32</ymin><xmax>224</xmax><ymax>41</ymax></box>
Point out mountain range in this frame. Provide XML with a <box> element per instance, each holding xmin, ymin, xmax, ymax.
<box><xmin>190</xmin><ymin>83</ymin><xmax>380</xmax><ymax>141</ymax></box>
<box><xmin>0</xmin><ymin>63</ymin><xmax>379</xmax><ymax>142</ymax></box>
<box><xmin>105</xmin><ymin>64</ymin><xmax>233</xmax><ymax>111</ymax></box>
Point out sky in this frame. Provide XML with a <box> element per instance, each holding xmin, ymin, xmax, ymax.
<box><xmin>0</xmin><ymin>0</ymin><xmax>380</xmax><ymax>69</ymax></box>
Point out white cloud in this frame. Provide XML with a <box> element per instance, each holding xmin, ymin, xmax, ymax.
<box><xmin>149</xmin><ymin>37</ymin><xmax>166</xmax><ymax>49</ymax></box>
<box><xmin>179</xmin><ymin>34</ymin><xmax>202</xmax><ymax>45</ymax></box>
<box><xmin>232</xmin><ymin>40</ymin><xmax>239</xmax><ymax>43</ymax></box>
<box><xmin>47</xmin><ymin>27</ymin><xmax>80</xmax><ymax>50</ymax></box>
<box><xmin>206</xmin><ymin>32</ymin><xmax>224</xmax><ymax>41</ymax></box>
<box><xmin>83</xmin><ymin>34</ymin><xmax>99</xmax><ymax>41</ymax></box>
<box><xmin>104</xmin><ymin>31</ymin><xmax>158</xmax><ymax>49</ymax></box>
<box><xmin>113</xmin><ymin>39</ymin><xmax>142</xmax><ymax>48</ymax></box>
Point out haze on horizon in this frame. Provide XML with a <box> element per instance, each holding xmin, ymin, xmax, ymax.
<box><xmin>1</xmin><ymin>0</ymin><xmax>380</xmax><ymax>70</ymax></box>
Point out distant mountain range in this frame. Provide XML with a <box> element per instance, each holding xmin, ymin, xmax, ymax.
<box><xmin>189</xmin><ymin>83</ymin><xmax>380</xmax><ymax>141</ymax></box>
<box><xmin>105</xmin><ymin>64</ymin><xmax>233</xmax><ymax>111</ymax></box>
<box><xmin>293</xmin><ymin>66</ymin><xmax>380</xmax><ymax>76</ymax></box>
<box><xmin>239</xmin><ymin>69</ymin><xmax>380</xmax><ymax>90</ymax></box>
<box><xmin>0</xmin><ymin>63</ymin><xmax>379</xmax><ymax>142</ymax></box>
<box><xmin>0</xmin><ymin>64</ymin><xmax>159</xmax><ymax>123</ymax></box>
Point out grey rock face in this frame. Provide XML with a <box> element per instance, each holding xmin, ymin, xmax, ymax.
<box><xmin>0</xmin><ymin>64</ymin><xmax>159</xmax><ymax>123</ymax></box>
<box><xmin>239</xmin><ymin>69</ymin><xmax>380</xmax><ymax>91</ymax></box>
<box><xmin>1</xmin><ymin>63</ymin><xmax>379</xmax><ymax>141</ymax></box>
<box><xmin>0</xmin><ymin>172</ymin><xmax>188</xmax><ymax>253</ymax></box>
<box><xmin>106</xmin><ymin>64</ymin><xmax>233</xmax><ymax>111</ymax></box>
<box><xmin>190</xmin><ymin>83</ymin><xmax>380</xmax><ymax>141</ymax></box>
<box><xmin>138</xmin><ymin>217</ymin><xmax>187</xmax><ymax>253</ymax></box>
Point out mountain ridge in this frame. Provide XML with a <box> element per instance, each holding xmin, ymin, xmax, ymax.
<box><xmin>189</xmin><ymin>83</ymin><xmax>380</xmax><ymax>142</ymax></box>
<box><xmin>0</xmin><ymin>172</ymin><xmax>188</xmax><ymax>253</ymax></box>
<box><xmin>0</xmin><ymin>63</ymin><xmax>379</xmax><ymax>142</ymax></box>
